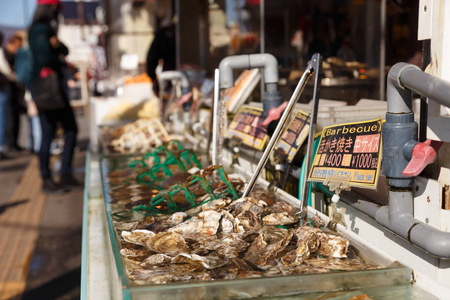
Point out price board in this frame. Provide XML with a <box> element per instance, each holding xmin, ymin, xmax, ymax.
<box><xmin>274</xmin><ymin>110</ymin><xmax>310</xmax><ymax>163</ymax></box>
<box><xmin>308</xmin><ymin>118</ymin><xmax>383</xmax><ymax>188</ymax></box>
<box><xmin>226</xmin><ymin>105</ymin><xmax>268</xmax><ymax>151</ymax></box>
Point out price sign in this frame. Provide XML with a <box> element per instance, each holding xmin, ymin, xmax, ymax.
<box><xmin>274</xmin><ymin>110</ymin><xmax>310</xmax><ymax>163</ymax></box>
<box><xmin>308</xmin><ymin>118</ymin><xmax>383</xmax><ymax>188</ymax></box>
<box><xmin>227</xmin><ymin>105</ymin><xmax>268</xmax><ymax>151</ymax></box>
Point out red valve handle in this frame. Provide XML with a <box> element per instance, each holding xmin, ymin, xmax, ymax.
<box><xmin>176</xmin><ymin>92</ymin><xmax>193</xmax><ymax>107</ymax></box>
<box><xmin>402</xmin><ymin>139</ymin><xmax>442</xmax><ymax>177</ymax></box>
<box><xmin>261</xmin><ymin>101</ymin><xmax>288</xmax><ymax>127</ymax></box>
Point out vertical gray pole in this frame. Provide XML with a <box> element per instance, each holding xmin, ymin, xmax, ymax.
<box><xmin>260</xmin><ymin>0</ymin><xmax>266</xmax><ymax>102</ymax></box>
<box><xmin>175</xmin><ymin>0</ymin><xmax>181</xmax><ymax>69</ymax></box>
<box><xmin>212</xmin><ymin>68</ymin><xmax>220</xmax><ymax>165</ymax></box>
<box><xmin>379</xmin><ymin>0</ymin><xmax>386</xmax><ymax>100</ymax></box>
<box><xmin>260</xmin><ymin>0</ymin><xmax>265</xmax><ymax>53</ymax></box>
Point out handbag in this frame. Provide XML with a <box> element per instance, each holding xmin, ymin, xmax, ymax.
<box><xmin>33</xmin><ymin>67</ymin><xmax>66</xmax><ymax>112</ymax></box>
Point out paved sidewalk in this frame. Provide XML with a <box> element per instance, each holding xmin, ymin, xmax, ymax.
<box><xmin>0</xmin><ymin>109</ymin><xmax>88</xmax><ymax>300</ymax></box>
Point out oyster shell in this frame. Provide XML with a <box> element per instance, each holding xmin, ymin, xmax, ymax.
<box><xmin>201</xmin><ymin>197</ymin><xmax>232</xmax><ymax>211</ymax></box>
<box><xmin>280</xmin><ymin>227</ymin><xmax>320</xmax><ymax>267</ymax></box>
<box><xmin>227</xmin><ymin>197</ymin><xmax>266</xmax><ymax>217</ymax></box>
<box><xmin>172</xmin><ymin>253</ymin><xmax>229</xmax><ymax>269</ymax></box>
<box><xmin>140</xmin><ymin>254</ymin><xmax>172</xmax><ymax>267</ymax></box>
<box><xmin>219</xmin><ymin>210</ymin><xmax>244</xmax><ymax>236</ymax></box>
<box><xmin>316</xmin><ymin>231</ymin><xmax>349</xmax><ymax>258</ymax></box>
<box><xmin>121</xmin><ymin>229</ymin><xmax>155</xmax><ymax>246</ymax></box>
<box><xmin>147</xmin><ymin>232</ymin><xmax>187</xmax><ymax>254</ymax></box>
<box><xmin>244</xmin><ymin>230</ymin><xmax>293</xmax><ymax>268</ymax></box>
<box><xmin>169</xmin><ymin>210</ymin><xmax>222</xmax><ymax>239</ymax></box>
<box><xmin>167</xmin><ymin>212</ymin><xmax>187</xmax><ymax>225</ymax></box>
<box><xmin>235</xmin><ymin>210</ymin><xmax>262</xmax><ymax>233</ymax></box>
<box><xmin>213</xmin><ymin>233</ymin><xmax>249</xmax><ymax>257</ymax></box>
<box><xmin>119</xmin><ymin>248</ymin><xmax>151</xmax><ymax>258</ymax></box>
<box><xmin>262</xmin><ymin>211</ymin><xmax>299</xmax><ymax>226</ymax></box>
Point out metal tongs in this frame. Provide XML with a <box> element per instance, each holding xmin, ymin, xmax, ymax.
<box><xmin>242</xmin><ymin>53</ymin><xmax>323</xmax><ymax>223</ymax></box>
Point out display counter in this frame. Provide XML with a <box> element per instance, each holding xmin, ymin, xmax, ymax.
<box><xmin>80</xmin><ymin>146</ymin><xmax>437</xmax><ymax>299</ymax></box>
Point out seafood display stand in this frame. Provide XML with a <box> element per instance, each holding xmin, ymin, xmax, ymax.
<box><xmin>82</xmin><ymin>150</ymin><xmax>416</xmax><ymax>300</ymax></box>
<box><xmin>81</xmin><ymin>67</ymin><xmax>440</xmax><ymax>300</ymax></box>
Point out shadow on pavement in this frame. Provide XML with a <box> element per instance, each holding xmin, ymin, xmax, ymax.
<box><xmin>0</xmin><ymin>199</ymin><xmax>28</xmax><ymax>215</ymax></box>
<box><xmin>21</xmin><ymin>267</ymin><xmax>81</xmax><ymax>300</ymax></box>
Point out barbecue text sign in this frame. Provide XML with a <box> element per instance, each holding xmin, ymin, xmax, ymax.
<box><xmin>227</xmin><ymin>105</ymin><xmax>268</xmax><ymax>150</ymax></box>
<box><xmin>308</xmin><ymin>118</ymin><xmax>382</xmax><ymax>188</ymax></box>
<box><xmin>275</xmin><ymin>110</ymin><xmax>310</xmax><ymax>163</ymax></box>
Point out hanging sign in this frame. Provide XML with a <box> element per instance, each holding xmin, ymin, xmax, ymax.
<box><xmin>274</xmin><ymin>110</ymin><xmax>311</xmax><ymax>163</ymax></box>
<box><xmin>227</xmin><ymin>105</ymin><xmax>268</xmax><ymax>151</ymax></box>
<box><xmin>308</xmin><ymin>118</ymin><xmax>383</xmax><ymax>188</ymax></box>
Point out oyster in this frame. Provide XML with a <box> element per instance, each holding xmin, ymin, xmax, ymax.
<box><xmin>227</xmin><ymin>197</ymin><xmax>266</xmax><ymax>217</ymax></box>
<box><xmin>147</xmin><ymin>232</ymin><xmax>187</xmax><ymax>254</ymax></box>
<box><xmin>213</xmin><ymin>233</ymin><xmax>249</xmax><ymax>257</ymax></box>
<box><xmin>201</xmin><ymin>210</ymin><xmax>222</xmax><ymax>236</ymax></box>
<box><xmin>262</xmin><ymin>212</ymin><xmax>299</xmax><ymax>226</ymax></box>
<box><xmin>201</xmin><ymin>197</ymin><xmax>232</xmax><ymax>211</ymax></box>
<box><xmin>219</xmin><ymin>210</ymin><xmax>244</xmax><ymax>236</ymax></box>
<box><xmin>250</xmin><ymin>189</ymin><xmax>277</xmax><ymax>206</ymax></box>
<box><xmin>131</xmin><ymin>264</ymin><xmax>198</xmax><ymax>284</ymax></box>
<box><xmin>244</xmin><ymin>230</ymin><xmax>293</xmax><ymax>268</ymax></box>
<box><xmin>140</xmin><ymin>254</ymin><xmax>172</xmax><ymax>267</ymax></box>
<box><xmin>235</xmin><ymin>210</ymin><xmax>262</xmax><ymax>232</ymax></box>
<box><xmin>280</xmin><ymin>227</ymin><xmax>320</xmax><ymax>267</ymax></box>
<box><xmin>316</xmin><ymin>231</ymin><xmax>349</xmax><ymax>258</ymax></box>
<box><xmin>269</xmin><ymin>200</ymin><xmax>297</xmax><ymax>214</ymax></box>
<box><xmin>172</xmin><ymin>253</ymin><xmax>229</xmax><ymax>269</ymax></box>
<box><xmin>167</xmin><ymin>212</ymin><xmax>187</xmax><ymax>225</ymax></box>
<box><xmin>169</xmin><ymin>210</ymin><xmax>222</xmax><ymax>239</ymax></box>
<box><xmin>121</xmin><ymin>229</ymin><xmax>155</xmax><ymax>246</ymax></box>
<box><xmin>120</xmin><ymin>248</ymin><xmax>151</xmax><ymax>258</ymax></box>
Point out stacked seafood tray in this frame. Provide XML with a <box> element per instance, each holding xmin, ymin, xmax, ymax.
<box><xmin>99</xmin><ymin>136</ymin><xmax>413</xmax><ymax>299</ymax></box>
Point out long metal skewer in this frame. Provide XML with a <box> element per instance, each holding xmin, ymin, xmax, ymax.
<box><xmin>242</xmin><ymin>54</ymin><xmax>322</xmax><ymax>198</ymax></box>
<box><xmin>212</xmin><ymin>68</ymin><xmax>220</xmax><ymax>165</ymax></box>
<box><xmin>300</xmin><ymin>54</ymin><xmax>323</xmax><ymax>222</ymax></box>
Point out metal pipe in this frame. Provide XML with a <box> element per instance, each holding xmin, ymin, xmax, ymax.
<box><xmin>242</xmin><ymin>63</ymin><xmax>314</xmax><ymax>197</ymax></box>
<box><xmin>158</xmin><ymin>71</ymin><xmax>190</xmax><ymax>92</ymax></box>
<box><xmin>218</xmin><ymin>53</ymin><xmax>278</xmax><ymax>89</ymax></box>
<box><xmin>212</xmin><ymin>69</ymin><xmax>220</xmax><ymax>165</ymax></box>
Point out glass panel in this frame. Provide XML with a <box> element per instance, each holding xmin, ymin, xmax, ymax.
<box><xmin>99</xmin><ymin>154</ymin><xmax>413</xmax><ymax>299</ymax></box>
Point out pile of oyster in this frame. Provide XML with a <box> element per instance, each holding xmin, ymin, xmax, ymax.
<box><xmin>117</xmin><ymin>195</ymin><xmax>378</xmax><ymax>285</ymax></box>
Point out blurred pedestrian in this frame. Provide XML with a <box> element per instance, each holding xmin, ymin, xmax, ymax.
<box><xmin>29</xmin><ymin>0</ymin><xmax>82</xmax><ymax>193</ymax></box>
<box><xmin>0</xmin><ymin>31</ymin><xmax>17</xmax><ymax>159</ymax></box>
<box><xmin>146</xmin><ymin>24</ymin><xmax>176</xmax><ymax>96</ymax></box>
<box><xmin>4</xmin><ymin>34</ymin><xmax>26</xmax><ymax>152</ymax></box>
